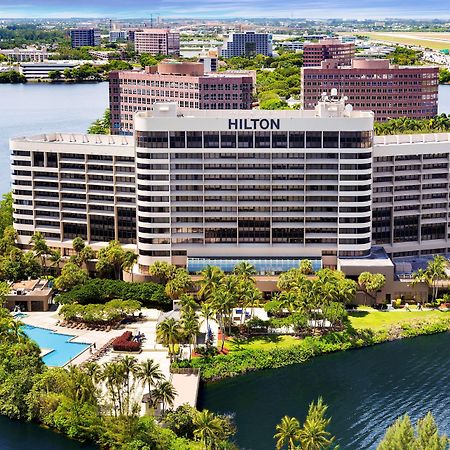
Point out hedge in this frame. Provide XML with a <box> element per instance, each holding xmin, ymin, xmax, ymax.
<box><xmin>56</xmin><ymin>279</ymin><xmax>171</xmax><ymax>310</ymax></box>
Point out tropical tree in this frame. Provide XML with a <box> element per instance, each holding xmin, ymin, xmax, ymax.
<box><xmin>299</xmin><ymin>259</ymin><xmax>314</xmax><ymax>275</ymax></box>
<box><xmin>358</xmin><ymin>272</ymin><xmax>386</xmax><ymax>305</ymax></box>
<box><xmin>297</xmin><ymin>398</ymin><xmax>335</xmax><ymax>450</ymax></box>
<box><xmin>30</xmin><ymin>231</ymin><xmax>50</xmax><ymax>274</ymax></box>
<box><xmin>54</xmin><ymin>262</ymin><xmax>89</xmax><ymax>291</ymax></box>
<box><xmin>200</xmin><ymin>302</ymin><xmax>215</xmax><ymax>344</ymax></box>
<box><xmin>193</xmin><ymin>409</ymin><xmax>223</xmax><ymax>450</ymax></box>
<box><xmin>148</xmin><ymin>261</ymin><xmax>177</xmax><ymax>283</ymax></box>
<box><xmin>377</xmin><ymin>412</ymin><xmax>448</xmax><ymax>450</ymax></box>
<box><xmin>49</xmin><ymin>250</ymin><xmax>62</xmax><ymax>275</ymax></box>
<box><xmin>411</xmin><ymin>255</ymin><xmax>448</xmax><ymax>303</ymax></box>
<box><xmin>156</xmin><ymin>318</ymin><xmax>182</xmax><ymax>362</ymax></box>
<box><xmin>135</xmin><ymin>359</ymin><xmax>164</xmax><ymax>405</ymax></box>
<box><xmin>121</xmin><ymin>250</ymin><xmax>138</xmax><ymax>282</ymax></box>
<box><xmin>197</xmin><ymin>266</ymin><xmax>224</xmax><ymax>301</ymax></box>
<box><xmin>153</xmin><ymin>380</ymin><xmax>176</xmax><ymax>415</ymax></box>
<box><xmin>165</xmin><ymin>268</ymin><xmax>193</xmax><ymax>300</ymax></box>
<box><xmin>96</xmin><ymin>240</ymin><xmax>129</xmax><ymax>280</ymax></box>
<box><xmin>232</xmin><ymin>261</ymin><xmax>257</xmax><ymax>280</ymax></box>
<box><xmin>274</xmin><ymin>416</ymin><xmax>301</xmax><ymax>450</ymax></box>
<box><xmin>181</xmin><ymin>311</ymin><xmax>200</xmax><ymax>359</ymax></box>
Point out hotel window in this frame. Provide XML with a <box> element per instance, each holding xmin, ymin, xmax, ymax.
<box><xmin>289</xmin><ymin>131</ymin><xmax>305</xmax><ymax>148</ymax></box>
<box><xmin>221</xmin><ymin>132</ymin><xmax>237</xmax><ymax>148</ymax></box>
<box><xmin>169</xmin><ymin>131</ymin><xmax>186</xmax><ymax>148</ymax></box>
<box><xmin>306</xmin><ymin>131</ymin><xmax>322</xmax><ymax>148</ymax></box>
<box><xmin>323</xmin><ymin>131</ymin><xmax>339</xmax><ymax>148</ymax></box>
<box><xmin>204</xmin><ymin>132</ymin><xmax>220</xmax><ymax>148</ymax></box>
<box><xmin>255</xmin><ymin>132</ymin><xmax>271</xmax><ymax>148</ymax></box>
<box><xmin>136</xmin><ymin>131</ymin><xmax>168</xmax><ymax>148</ymax></box>
<box><xmin>272</xmin><ymin>132</ymin><xmax>288</xmax><ymax>148</ymax></box>
<box><xmin>238</xmin><ymin>132</ymin><xmax>253</xmax><ymax>148</ymax></box>
<box><xmin>187</xmin><ymin>132</ymin><xmax>203</xmax><ymax>148</ymax></box>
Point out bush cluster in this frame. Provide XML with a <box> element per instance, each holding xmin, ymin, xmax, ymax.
<box><xmin>56</xmin><ymin>278</ymin><xmax>171</xmax><ymax>310</ymax></box>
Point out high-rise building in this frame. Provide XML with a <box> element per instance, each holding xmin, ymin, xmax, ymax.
<box><xmin>11</xmin><ymin>96</ymin><xmax>450</xmax><ymax>279</ymax></box>
<box><xmin>109</xmin><ymin>61</ymin><xmax>255</xmax><ymax>135</ymax></box>
<box><xmin>134</xmin><ymin>29</ymin><xmax>180</xmax><ymax>56</ymax></box>
<box><xmin>301</xmin><ymin>59</ymin><xmax>439</xmax><ymax>121</ymax></box>
<box><xmin>303</xmin><ymin>39</ymin><xmax>355</xmax><ymax>67</ymax></box>
<box><xmin>70</xmin><ymin>28</ymin><xmax>101</xmax><ymax>48</ymax></box>
<box><xmin>219</xmin><ymin>31</ymin><xmax>273</xmax><ymax>57</ymax></box>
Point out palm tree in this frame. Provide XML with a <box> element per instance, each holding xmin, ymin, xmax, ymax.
<box><xmin>31</xmin><ymin>231</ymin><xmax>49</xmax><ymax>275</ymax></box>
<box><xmin>119</xmin><ymin>355</ymin><xmax>137</xmax><ymax>412</ymax></box>
<box><xmin>72</xmin><ymin>236</ymin><xmax>86</xmax><ymax>254</ymax></box>
<box><xmin>274</xmin><ymin>416</ymin><xmax>300</xmax><ymax>450</ymax></box>
<box><xmin>179</xmin><ymin>293</ymin><xmax>198</xmax><ymax>316</ymax></box>
<box><xmin>121</xmin><ymin>250</ymin><xmax>138</xmax><ymax>282</ymax></box>
<box><xmin>49</xmin><ymin>250</ymin><xmax>62</xmax><ymax>276</ymax></box>
<box><xmin>156</xmin><ymin>318</ymin><xmax>182</xmax><ymax>362</ymax></box>
<box><xmin>411</xmin><ymin>255</ymin><xmax>448</xmax><ymax>303</ymax></box>
<box><xmin>182</xmin><ymin>311</ymin><xmax>200</xmax><ymax>359</ymax></box>
<box><xmin>299</xmin><ymin>259</ymin><xmax>314</xmax><ymax>275</ymax></box>
<box><xmin>135</xmin><ymin>359</ymin><xmax>164</xmax><ymax>404</ymax></box>
<box><xmin>153</xmin><ymin>380</ymin><xmax>177</xmax><ymax>415</ymax></box>
<box><xmin>148</xmin><ymin>260</ymin><xmax>177</xmax><ymax>283</ymax></box>
<box><xmin>200</xmin><ymin>302</ymin><xmax>215</xmax><ymax>345</ymax></box>
<box><xmin>83</xmin><ymin>361</ymin><xmax>102</xmax><ymax>383</ymax></box>
<box><xmin>193</xmin><ymin>409</ymin><xmax>223</xmax><ymax>450</ymax></box>
<box><xmin>197</xmin><ymin>265</ymin><xmax>224</xmax><ymax>301</ymax></box>
<box><xmin>233</xmin><ymin>261</ymin><xmax>257</xmax><ymax>281</ymax></box>
<box><xmin>297</xmin><ymin>398</ymin><xmax>335</xmax><ymax>450</ymax></box>
<box><xmin>165</xmin><ymin>268</ymin><xmax>193</xmax><ymax>300</ymax></box>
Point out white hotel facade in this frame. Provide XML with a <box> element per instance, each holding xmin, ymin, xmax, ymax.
<box><xmin>10</xmin><ymin>97</ymin><xmax>450</xmax><ymax>276</ymax></box>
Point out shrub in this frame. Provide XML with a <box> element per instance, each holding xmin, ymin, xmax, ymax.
<box><xmin>112</xmin><ymin>331</ymin><xmax>141</xmax><ymax>352</ymax></box>
<box><xmin>56</xmin><ymin>279</ymin><xmax>171</xmax><ymax>310</ymax></box>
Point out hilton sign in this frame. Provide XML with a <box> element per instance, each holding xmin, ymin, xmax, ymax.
<box><xmin>228</xmin><ymin>118</ymin><xmax>280</xmax><ymax>130</ymax></box>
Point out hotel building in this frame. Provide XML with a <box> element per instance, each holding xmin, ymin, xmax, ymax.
<box><xmin>70</xmin><ymin>28</ymin><xmax>101</xmax><ymax>48</ymax></box>
<box><xmin>10</xmin><ymin>96</ymin><xmax>450</xmax><ymax>287</ymax></box>
<box><xmin>219</xmin><ymin>31</ymin><xmax>273</xmax><ymax>57</ymax></box>
<box><xmin>134</xmin><ymin>29</ymin><xmax>180</xmax><ymax>56</ymax></box>
<box><xmin>301</xmin><ymin>59</ymin><xmax>439</xmax><ymax>121</ymax></box>
<box><xmin>109</xmin><ymin>61</ymin><xmax>256</xmax><ymax>135</ymax></box>
<box><xmin>302</xmin><ymin>39</ymin><xmax>355</xmax><ymax>67</ymax></box>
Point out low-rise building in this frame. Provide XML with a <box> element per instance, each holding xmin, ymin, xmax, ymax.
<box><xmin>5</xmin><ymin>279</ymin><xmax>53</xmax><ymax>312</ymax></box>
<box><xmin>301</xmin><ymin>59</ymin><xmax>439</xmax><ymax>121</ymax></box>
<box><xmin>0</xmin><ymin>47</ymin><xmax>51</xmax><ymax>62</ymax></box>
<box><xmin>19</xmin><ymin>61</ymin><xmax>80</xmax><ymax>79</ymax></box>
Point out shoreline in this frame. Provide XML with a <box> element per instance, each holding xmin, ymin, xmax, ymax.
<box><xmin>177</xmin><ymin>316</ymin><xmax>450</xmax><ymax>383</ymax></box>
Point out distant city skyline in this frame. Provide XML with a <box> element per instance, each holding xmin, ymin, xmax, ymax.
<box><xmin>1</xmin><ymin>0</ymin><xmax>450</xmax><ymax>19</ymax></box>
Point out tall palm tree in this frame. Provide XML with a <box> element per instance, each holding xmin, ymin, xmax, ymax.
<box><xmin>135</xmin><ymin>359</ymin><xmax>164</xmax><ymax>404</ymax></box>
<box><xmin>118</xmin><ymin>355</ymin><xmax>137</xmax><ymax>412</ymax></box>
<box><xmin>121</xmin><ymin>250</ymin><xmax>138</xmax><ymax>282</ymax></box>
<box><xmin>153</xmin><ymin>380</ymin><xmax>177</xmax><ymax>415</ymax></box>
<box><xmin>200</xmin><ymin>302</ymin><xmax>215</xmax><ymax>345</ymax></box>
<box><xmin>156</xmin><ymin>318</ymin><xmax>182</xmax><ymax>362</ymax></box>
<box><xmin>274</xmin><ymin>416</ymin><xmax>300</xmax><ymax>450</ymax></box>
<box><xmin>182</xmin><ymin>311</ymin><xmax>200</xmax><ymax>359</ymax></box>
<box><xmin>31</xmin><ymin>231</ymin><xmax>50</xmax><ymax>275</ymax></box>
<box><xmin>197</xmin><ymin>265</ymin><xmax>224</xmax><ymax>301</ymax></box>
<box><xmin>179</xmin><ymin>293</ymin><xmax>198</xmax><ymax>316</ymax></box>
<box><xmin>193</xmin><ymin>409</ymin><xmax>223</xmax><ymax>450</ymax></box>
<box><xmin>165</xmin><ymin>268</ymin><xmax>193</xmax><ymax>300</ymax></box>
<box><xmin>83</xmin><ymin>361</ymin><xmax>102</xmax><ymax>384</ymax></box>
<box><xmin>49</xmin><ymin>250</ymin><xmax>62</xmax><ymax>276</ymax></box>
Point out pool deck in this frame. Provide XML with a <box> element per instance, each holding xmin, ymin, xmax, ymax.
<box><xmin>19</xmin><ymin>308</ymin><xmax>201</xmax><ymax>412</ymax></box>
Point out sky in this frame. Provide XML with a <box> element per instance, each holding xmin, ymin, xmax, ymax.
<box><xmin>1</xmin><ymin>0</ymin><xmax>450</xmax><ymax>19</ymax></box>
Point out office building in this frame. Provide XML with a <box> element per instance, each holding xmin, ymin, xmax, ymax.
<box><xmin>109</xmin><ymin>61</ymin><xmax>255</xmax><ymax>134</ymax></box>
<box><xmin>109</xmin><ymin>30</ymin><xmax>128</xmax><ymax>43</ymax></box>
<box><xmin>134</xmin><ymin>29</ymin><xmax>180</xmax><ymax>56</ymax></box>
<box><xmin>19</xmin><ymin>61</ymin><xmax>81</xmax><ymax>80</ymax></box>
<box><xmin>0</xmin><ymin>47</ymin><xmax>50</xmax><ymax>62</ymax></box>
<box><xmin>303</xmin><ymin>39</ymin><xmax>355</xmax><ymax>67</ymax></box>
<box><xmin>11</xmin><ymin>96</ymin><xmax>450</xmax><ymax>286</ymax></box>
<box><xmin>219</xmin><ymin>31</ymin><xmax>273</xmax><ymax>57</ymax></box>
<box><xmin>70</xmin><ymin>28</ymin><xmax>101</xmax><ymax>48</ymax></box>
<box><xmin>301</xmin><ymin>59</ymin><xmax>439</xmax><ymax>121</ymax></box>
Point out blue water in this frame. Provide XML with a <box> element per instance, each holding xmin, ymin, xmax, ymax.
<box><xmin>22</xmin><ymin>325</ymin><xmax>89</xmax><ymax>366</ymax></box>
<box><xmin>0</xmin><ymin>82</ymin><xmax>109</xmax><ymax>194</ymax></box>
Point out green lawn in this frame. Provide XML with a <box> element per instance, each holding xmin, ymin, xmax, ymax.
<box><xmin>226</xmin><ymin>334</ymin><xmax>300</xmax><ymax>351</ymax></box>
<box><xmin>348</xmin><ymin>307</ymin><xmax>450</xmax><ymax>331</ymax></box>
<box><xmin>224</xmin><ymin>308</ymin><xmax>450</xmax><ymax>352</ymax></box>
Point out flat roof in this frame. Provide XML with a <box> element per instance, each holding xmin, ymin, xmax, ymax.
<box><xmin>11</xmin><ymin>133</ymin><xmax>134</xmax><ymax>146</ymax></box>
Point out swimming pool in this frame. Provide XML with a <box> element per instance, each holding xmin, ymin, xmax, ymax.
<box><xmin>22</xmin><ymin>325</ymin><xmax>90</xmax><ymax>367</ymax></box>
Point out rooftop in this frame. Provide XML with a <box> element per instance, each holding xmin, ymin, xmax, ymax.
<box><xmin>374</xmin><ymin>133</ymin><xmax>450</xmax><ymax>146</ymax></box>
<box><xmin>11</xmin><ymin>133</ymin><xmax>133</xmax><ymax>146</ymax></box>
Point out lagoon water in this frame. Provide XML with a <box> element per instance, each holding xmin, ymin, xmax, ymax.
<box><xmin>0</xmin><ymin>81</ymin><xmax>450</xmax><ymax>449</ymax></box>
<box><xmin>199</xmin><ymin>332</ymin><xmax>450</xmax><ymax>449</ymax></box>
<box><xmin>0</xmin><ymin>82</ymin><xmax>109</xmax><ymax>195</ymax></box>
